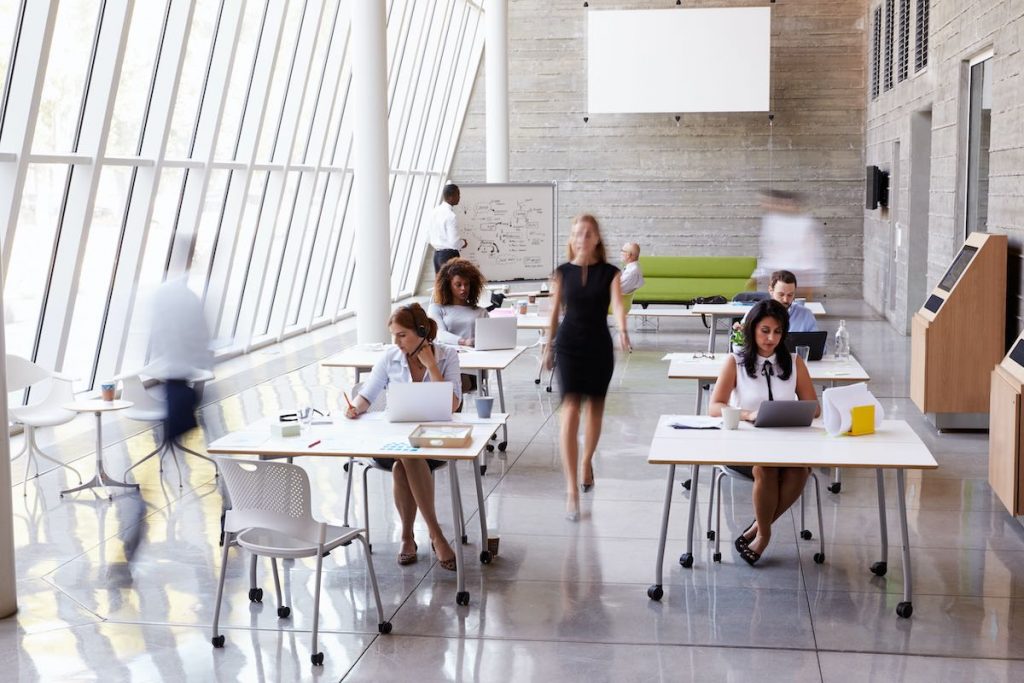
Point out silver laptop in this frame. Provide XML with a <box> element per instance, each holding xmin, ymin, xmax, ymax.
<box><xmin>385</xmin><ymin>382</ymin><xmax>454</xmax><ymax>422</ymax></box>
<box><xmin>474</xmin><ymin>316</ymin><xmax>517</xmax><ymax>351</ymax></box>
<box><xmin>754</xmin><ymin>400</ymin><xmax>817</xmax><ymax>428</ymax></box>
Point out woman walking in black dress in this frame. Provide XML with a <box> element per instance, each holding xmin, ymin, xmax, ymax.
<box><xmin>544</xmin><ymin>214</ymin><xmax>631</xmax><ymax>520</ymax></box>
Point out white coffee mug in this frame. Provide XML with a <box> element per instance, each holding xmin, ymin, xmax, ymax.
<box><xmin>721</xmin><ymin>407</ymin><xmax>742</xmax><ymax>430</ymax></box>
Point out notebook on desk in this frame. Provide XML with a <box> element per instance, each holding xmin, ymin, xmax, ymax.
<box><xmin>385</xmin><ymin>382</ymin><xmax>453</xmax><ymax>422</ymax></box>
<box><xmin>474</xmin><ymin>316</ymin><xmax>517</xmax><ymax>351</ymax></box>
<box><xmin>754</xmin><ymin>400</ymin><xmax>817</xmax><ymax>428</ymax></box>
<box><xmin>784</xmin><ymin>331</ymin><xmax>828</xmax><ymax>361</ymax></box>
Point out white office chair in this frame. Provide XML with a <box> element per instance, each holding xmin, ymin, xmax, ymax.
<box><xmin>5</xmin><ymin>355</ymin><xmax>82</xmax><ymax>495</ymax></box>
<box><xmin>706</xmin><ymin>465</ymin><xmax>826</xmax><ymax>564</ymax></box>
<box><xmin>211</xmin><ymin>457</ymin><xmax>391</xmax><ymax>666</ymax></box>
<box><xmin>118</xmin><ymin>373</ymin><xmax>217</xmax><ymax>487</ymax></box>
<box><xmin>341</xmin><ymin>383</ymin><xmax>467</xmax><ymax>553</ymax></box>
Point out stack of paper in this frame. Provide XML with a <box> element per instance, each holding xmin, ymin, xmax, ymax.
<box><xmin>822</xmin><ymin>382</ymin><xmax>883</xmax><ymax>436</ymax></box>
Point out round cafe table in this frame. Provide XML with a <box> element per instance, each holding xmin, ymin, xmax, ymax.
<box><xmin>61</xmin><ymin>399</ymin><xmax>138</xmax><ymax>500</ymax></box>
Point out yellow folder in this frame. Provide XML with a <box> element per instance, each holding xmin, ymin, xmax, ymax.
<box><xmin>848</xmin><ymin>404</ymin><xmax>875</xmax><ymax>436</ymax></box>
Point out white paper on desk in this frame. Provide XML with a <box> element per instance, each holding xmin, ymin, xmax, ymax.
<box><xmin>669</xmin><ymin>415</ymin><xmax>723</xmax><ymax>429</ymax></box>
<box><xmin>216</xmin><ymin>432</ymin><xmax>268</xmax><ymax>448</ymax></box>
<box><xmin>822</xmin><ymin>383</ymin><xmax>884</xmax><ymax>436</ymax></box>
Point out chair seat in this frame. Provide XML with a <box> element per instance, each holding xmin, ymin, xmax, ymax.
<box><xmin>236</xmin><ymin>524</ymin><xmax>363</xmax><ymax>559</ymax></box>
<box><xmin>10</xmin><ymin>404</ymin><xmax>76</xmax><ymax>427</ymax></box>
<box><xmin>124</xmin><ymin>407</ymin><xmax>167</xmax><ymax>422</ymax></box>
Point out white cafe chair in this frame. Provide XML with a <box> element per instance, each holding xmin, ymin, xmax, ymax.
<box><xmin>5</xmin><ymin>355</ymin><xmax>82</xmax><ymax>494</ymax></box>
<box><xmin>118</xmin><ymin>372</ymin><xmax>217</xmax><ymax>487</ymax></box>
<box><xmin>212</xmin><ymin>457</ymin><xmax>391</xmax><ymax>666</ymax></box>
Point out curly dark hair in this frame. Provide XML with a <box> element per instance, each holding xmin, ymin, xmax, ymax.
<box><xmin>740</xmin><ymin>299</ymin><xmax>793</xmax><ymax>380</ymax></box>
<box><xmin>434</xmin><ymin>257</ymin><xmax>486</xmax><ymax>306</ymax></box>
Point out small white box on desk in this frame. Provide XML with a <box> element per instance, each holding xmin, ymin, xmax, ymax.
<box><xmin>271</xmin><ymin>422</ymin><xmax>301</xmax><ymax>438</ymax></box>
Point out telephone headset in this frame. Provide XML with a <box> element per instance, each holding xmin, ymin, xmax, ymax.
<box><xmin>403</xmin><ymin>304</ymin><xmax>430</xmax><ymax>355</ymax></box>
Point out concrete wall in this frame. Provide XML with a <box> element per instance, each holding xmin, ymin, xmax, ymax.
<box><xmin>447</xmin><ymin>0</ymin><xmax>867</xmax><ymax>296</ymax></box>
<box><xmin>863</xmin><ymin>0</ymin><xmax>1024</xmax><ymax>337</ymax></box>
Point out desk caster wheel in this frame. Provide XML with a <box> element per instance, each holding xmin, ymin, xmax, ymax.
<box><xmin>248</xmin><ymin>588</ymin><xmax>263</xmax><ymax>603</ymax></box>
<box><xmin>546</xmin><ymin>386</ymin><xmax>552</xmax><ymax>393</ymax></box>
<box><xmin>498</xmin><ymin>442</ymin><xmax>507</xmax><ymax>452</ymax></box>
<box><xmin>535</xmin><ymin>378</ymin><xmax>541</xmax><ymax>385</ymax></box>
<box><xmin>311</xmin><ymin>652</ymin><xmax>324</xmax><ymax>666</ymax></box>
<box><xmin>679</xmin><ymin>553</ymin><xmax>693</xmax><ymax>568</ymax></box>
<box><xmin>813</xmin><ymin>552</ymin><xmax>825</xmax><ymax>564</ymax></box>
<box><xmin>896</xmin><ymin>601</ymin><xmax>913</xmax><ymax>618</ymax></box>
<box><xmin>378</xmin><ymin>621</ymin><xmax>392</xmax><ymax>634</ymax></box>
<box><xmin>800</xmin><ymin>529</ymin><xmax>813</xmax><ymax>540</ymax></box>
<box><xmin>870</xmin><ymin>561</ymin><xmax>887</xmax><ymax>577</ymax></box>
<box><xmin>681</xmin><ymin>479</ymin><xmax>692</xmax><ymax>491</ymax></box>
<box><xmin>713</xmin><ymin>552</ymin><xmax>721</xmax><ymax>562</ymax></box>
<box><xmin>456</xmin><ymin>591</ymin><xmax>470</xmax><ymax>606</ymax></box>
<box><xmin>647</xmin><ymin>585</ymin><xmax>663</xmax><ymax>601</ymax></box>
<box><xmin>828</xmin><ymin>482</ymin><xmax>842</xmax><ymax>494</ymax></box>
<box><xmin>461</xmin><ymin>534</ymin><xmax>469</xmax><ymax>544</ymax></box>
<box><xmin>212</xmin><ymin>635</ymin><xmax>225</xmax><ymax>648</ymax></box>
<box><xmin>480</xmin><ymin>465</ymin><xmax>488</xmax><ymax>476</ymax></box>
<box><xmin>480</xmin><ymin>550</ymin><xmax>492</xmax><ymax>564</ymax></box>
<box><xmin>486</xmin><ymin>444</ymin><xmax>494</xmax><ymax>453</ymax></box>
<box><xmin>277</xmin><ymin>606</ymin><xmax>290</xmax><ymax>618</ymax></box>
<box><xmin>706</xmin><ymin>530</ymin><xmax>715</xmax><ymax>540</ymax></box>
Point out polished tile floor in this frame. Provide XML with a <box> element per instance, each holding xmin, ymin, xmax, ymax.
<box><xmin>5</xmin><ymin>301</ymin><xmax>1024</xmax><ymax>682</ymax></box>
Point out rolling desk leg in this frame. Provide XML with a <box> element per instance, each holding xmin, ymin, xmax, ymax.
<box><xmin>449</xmin><ymin>464</ymin><xmax>469</xmax><ymax>606</ymax></box>
<box><xmin>829</xmin><ymin>467</ymin><xmax>842</xmax><ymax>494</ymax></box>
<box><xmin>895</xmin><ymin>468</ymin><xmax>913</xmax><ymax>618</ymax></box>
<box><xmin>495</xmin><ymin>370</ymin><xmax>508</xmax><ymax>451</ymax></box>
<box><xmin>870</xmin><ymin>468</ymin><xmax>888</xmax><ymax>578</ymax></box>
<box><xmin>474</xmin><ymin>456</ymin><xmax>491</xmax><ymax>564</ymax></box>
<box><xmin>680</xmin><ymin>465</ymin><xmax>700</xmax><ymax>569</ymax></box>
<box><xmin>706</xmin><ymin>315</ymin><xmax>718</xmax><ymax>354</ymax></box>
<box><xmin>648</xmin><ymin>463</ymin><xmax>676</xmax><ymax>601</ymax></box>
<box><xmin>680</xmin><ymin>384</ymin><xmax>703</xmax><ymax>493</ymax></box>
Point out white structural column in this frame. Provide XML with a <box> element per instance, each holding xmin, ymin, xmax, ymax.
<box><xmin>351</xmin><ymin>0</ymin><xmax>392</xmax><ymax>344</ymax></box>
<box><xmin>0</xmin><ymin>262</ymin><xmax>16</xmax><ymax>618</ymax></box>
<box><xmin>485</xmin><ymin>0</ymin><xmax>509</xmax><ymax>182</ymax></box>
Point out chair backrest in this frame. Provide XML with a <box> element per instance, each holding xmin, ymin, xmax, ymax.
<box><xmin>732</xmin><ymin>291</ymin><xmax>769</xmax><ymax>303</ymax></box>
<box><xmin>120</xmin><ymin>374</ymin><xmax>166</xmax><ymax>413</ymax></box>
<box><xmin>5</xmin><ymin>355</ymin><xmax>51</xmax><ymax>392</ymax></box>
<box><xmin>217</xmin><ymin>457</ymin><xmax>320</xmax><ymax>542</ymax></box>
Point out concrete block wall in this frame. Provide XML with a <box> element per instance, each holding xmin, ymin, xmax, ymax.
<box><xmin>447</xmin><ymin>0</ymin><xmax>867</xmax><ymax>297</ymax></box>
<box><xmin>864</xmin><ymin>0</ymin><xmax>1024</xmax><ymax>336</ymax></box>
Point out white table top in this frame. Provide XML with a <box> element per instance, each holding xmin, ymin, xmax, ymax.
<box><xmin>648</xmin><ymin>417</ymin><xmax>937</xmax><ymax>470</ymax></box>
<box><xmin>322</xmin><ymin>344</ymin><xmax>529</xmax><ymax>371</ymax></box>
<box><xmin>208</xmin><ymin>412</ymin><xmax>508</xmax><ymax>461</ymax></box>
<box><xmin>664</xmin><ymin>353</ymin><xmax>869</xmax><ymax>383</ymax></box>
<box><xmin>692</xmin><ymin>301</ymin><xmax>827</xmax><ymax>316</ymax></box>
<box><xmin>64</xmin><ymin>399</ymin><xmax>133</xmax><ymax>413</ymax></box>
<box><xmin>516</xmin><ymin>314</ymin><xmax>553</xmax><ymax>330</ymax></box>
<box><xmin>627</xmin><ymin>308</ymin><xmax>699</xmax><ymax>318</ymax></box>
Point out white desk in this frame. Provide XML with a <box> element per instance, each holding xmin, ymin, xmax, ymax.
<box><xmin>323</xmin><ymin>344</ymin><xmax>528</xmax><ymax>453</ymax></box>
<box><xmin>692</xmin><ymin>302</ymin><xmax>828</xmax><ymax>353</ymax></box>
<box><xmin>208</xmin><ymin>412</ymin><xmax>508</xmax><ymax>607</ymax></box>
<box><xmin>645</xmin><ymin>417</ymin><xmax>937</xmax><ymax>618</ymax></box>
<box><xmin>61</xmin><ymin>400</ymin><xmax>137</xmax><ymax>499</ymax></box>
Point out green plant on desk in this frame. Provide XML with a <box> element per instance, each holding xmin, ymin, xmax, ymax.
<box><xmin>729</xmin><ymin>322</ymin><xmax>745</xmax><ymax>347</ymax></box>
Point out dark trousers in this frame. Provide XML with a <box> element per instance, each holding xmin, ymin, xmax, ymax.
<box><xmin>433</xmin><ymin>248</ymin><xmax>460</xmax><ymax>273</ymax></box>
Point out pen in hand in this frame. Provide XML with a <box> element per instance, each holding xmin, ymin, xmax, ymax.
<box><xmin>343</xmin><ymin>391</ymin><xmax>354</xmax><ymax>409</ymax></box>
<box><xmin>307</xmin><ymin>439</ymin><xmax>321</xmax><ymax>448</ymax></box>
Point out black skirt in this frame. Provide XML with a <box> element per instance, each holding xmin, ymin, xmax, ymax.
<box><xmin>371</xmin><ymin>457</ymin><xmax>446</xmax><ymax>472</ymax></box>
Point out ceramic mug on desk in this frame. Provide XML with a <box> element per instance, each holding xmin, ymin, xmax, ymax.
<box><xmin>721</xmin><ymin>407</ymin><xmax>742</xmax><ymax>430</ymax></box>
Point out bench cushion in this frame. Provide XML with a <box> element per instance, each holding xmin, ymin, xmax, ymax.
<box><xmin>632</xmin><ymin>256</ymin><xmax>757</xmax><ymax>304</ymax></box>
<box><xmin>636</xmin><ymin>277</ymin><xmax>756</xmax><ymax>303</ymax></box>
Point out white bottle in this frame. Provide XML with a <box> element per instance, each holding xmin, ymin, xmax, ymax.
<box><xmin>834</xmin><ymin>319</ymin><xmax>850</xmax><ymax>359</ymax></box>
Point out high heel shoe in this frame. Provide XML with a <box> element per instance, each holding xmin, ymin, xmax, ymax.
<box><xmin>398</xmin><ymin>540</ymin><xmax>418</xmax><ymax>566</ymax></box>
<box><xmin>580</xmin><ymin>464</ymin><xmax>595</xmax><ymax>493</ymax></box>
<box><xmin>565</xmin><ymin>495</ymin><xmax>580</xmax><ymax>522</ymax></box>
<box><xmin>430</xmin><ymin>541</ymin><xmax>457</xmax><ymax>571</ymax></box>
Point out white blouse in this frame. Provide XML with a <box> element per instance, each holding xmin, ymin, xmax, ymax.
<box><xmin>357</xmin><ymin>343</ymin><xmax>462</xmax><ymax>409</ymax></box>
<box><xmin>729</xmin><ymin>352</ymin><xmax>798</xmax><ymax>411</ymax></box>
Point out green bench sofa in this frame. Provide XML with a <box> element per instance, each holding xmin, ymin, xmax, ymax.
<box><xmin>632</xmin><ymin>256</ymin><xmax>757</xmax><ymax>307</ymax></box>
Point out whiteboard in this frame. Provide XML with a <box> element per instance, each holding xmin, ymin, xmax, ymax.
<box><xmin>455</xmin><ymin>183</ymin><xmax>556</xmax><ymax>282</ymax></box>
<box><xmin>587</xmin><ymin>7</ymin><xmax>771</xmax><ymax>113</ymax></box>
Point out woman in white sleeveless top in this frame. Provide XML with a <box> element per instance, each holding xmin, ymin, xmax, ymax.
<box><xmin>709</xmin><ymin>299</ymin><xmax>819</xmax><ymax>565</ymax></box>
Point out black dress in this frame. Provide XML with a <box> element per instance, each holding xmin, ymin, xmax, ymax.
<box><xmin>554</xmin><ymin>261</ymin><xmax>620</xmax><ymax>397</ymax></box>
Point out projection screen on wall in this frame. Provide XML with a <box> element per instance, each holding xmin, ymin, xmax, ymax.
<box><xmin>587</xmin><ymin>7</ymin><xmax>771</xmax><ymax>114</ymax></box>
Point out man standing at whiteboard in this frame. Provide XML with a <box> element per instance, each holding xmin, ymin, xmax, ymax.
<box><xmin>428</xmin><ymin>183</ymin><xmax>466</xmax><ymax>273</ymax></box>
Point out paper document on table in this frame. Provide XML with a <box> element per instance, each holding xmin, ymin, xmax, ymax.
<box><xmin>216</xmin><ymin>432</ymin><xmax>268</xmax><ymax>448</ymax></box>
<box><xmin>822</xmin><ymin>383</ymin><xmax>884</xmax><ymax>436</ymax></box>
<box><xmin>669</xmin><ymin>416</ymin><xmax>722</xmax><ymax>430</ymax></box>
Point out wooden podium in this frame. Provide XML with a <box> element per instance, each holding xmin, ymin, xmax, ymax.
<box><xmin>990</xmin><ymin>335</ymin><xmax>1024</xmax><ymax>516</ymax></box>
<box><xmin>911</xmin><ymin>232</ymin><xmax>1006</xmax><ymax>429</ymax></box>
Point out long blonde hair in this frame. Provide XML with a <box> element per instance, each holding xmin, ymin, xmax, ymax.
<box><xmin>566</xmin><ymin>213</ymin><xmax>607</xmax><ymax>263</ymax></box>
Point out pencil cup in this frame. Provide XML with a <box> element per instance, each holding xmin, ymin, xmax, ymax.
<box><xmin>100</xmin><ymin>382</ymin><xmax>116</xmax><ymax>402</ymax></box>
<box><xmin>721</xmin><ymin>407</ymin><xmax>741</xmax><ymax>430</ymax></box>
<box><xmin>475</xmin><ymin>396</ymin><xmax>495</xmax><ymax>419</ymax></box>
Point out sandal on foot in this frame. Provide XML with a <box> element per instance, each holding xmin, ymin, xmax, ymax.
<box><xmin>734</xmin><ymin>520</ymin><xmax>756</xmax><ymax>552</ymax></box>
<box><xmin>398</xmin><ymin>541</ymin><xmax>418</xmax><ymax>566</ymax></box>
<box><xmin>737</xmin><ymin>545</ymin><xmax>761</xmax><ymax>566</ymax></box>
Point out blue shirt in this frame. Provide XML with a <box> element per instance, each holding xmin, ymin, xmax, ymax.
<box><xmin>357</xmin><ymin>343</ymin><xmax>462</xmax><ymax>409</ymax></box>
<box><xmin>786</xmin><ymin>302</ymin><xmax>818</xmax><ymax>332</ymax></box>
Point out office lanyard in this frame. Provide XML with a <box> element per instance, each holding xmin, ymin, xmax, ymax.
<box><xmin>761</xmin><ymin>360</ymin><xmax>775</xmax><ymax>401</ymax></box>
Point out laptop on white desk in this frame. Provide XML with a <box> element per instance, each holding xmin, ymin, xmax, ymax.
<box><xmin>474</xmin><ymin>316</ymin><xmax>517</xmax><ymax>351</ymax></box>
<box><xmin>385</xmin><ymin>382</ymin><xmax>454</xmax><ymax>422</ymax></box>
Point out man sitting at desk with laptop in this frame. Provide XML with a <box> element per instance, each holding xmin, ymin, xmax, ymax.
<box><xmin>746</xmin><ymin>270</ymin><xmax>818</xmax><ymax>333</ymax></box>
